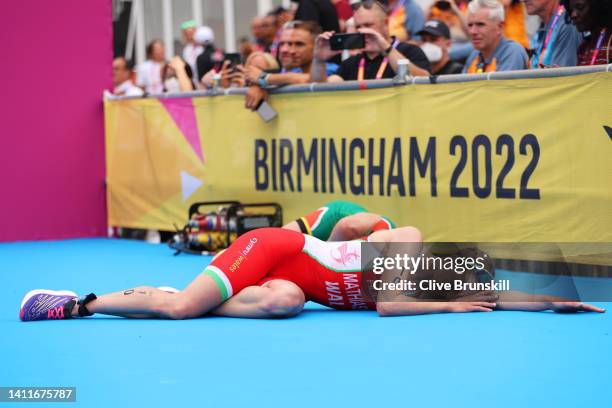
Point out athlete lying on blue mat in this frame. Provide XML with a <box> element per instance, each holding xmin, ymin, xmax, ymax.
<box><xmin>20</xmin><ymin>225</ymin><xmax>605</xmax><ymax>321</ymax></box>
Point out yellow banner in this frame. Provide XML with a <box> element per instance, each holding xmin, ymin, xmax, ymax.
<box><xmin>104</xmin><ymin>73</ymin><xmax>612</xmax><ymax>263</ymax></box>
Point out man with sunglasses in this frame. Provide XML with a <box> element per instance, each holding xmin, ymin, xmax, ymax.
<box><xmin>310</xmin><ymin>0</ymin><xmax>431</xmax><ymax>82</ymax></box>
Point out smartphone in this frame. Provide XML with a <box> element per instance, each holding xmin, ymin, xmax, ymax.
<box><xmin>435</xmin><ymin>1</ymin><xmax>451</xmax><ymax>10</ymax></box>
<box><xmin>256</xmin><ymin>100</ymin><xmax>278</xmax><ymax>123</ymax></box>
<box><xmin>329</xmin><ymin>33</ymin><xmax>365</xmax><ymax>51</ymax></box>
<box><xmin>224</xmin><ymin>52</ymin><xmax>242</xmax><ymax>71</ymax></box>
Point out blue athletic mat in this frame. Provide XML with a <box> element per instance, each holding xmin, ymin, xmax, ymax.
<box><xmin>1</xmin><ymin>239</ymin><xmax>610</xmax><ymax>407</ymax></box>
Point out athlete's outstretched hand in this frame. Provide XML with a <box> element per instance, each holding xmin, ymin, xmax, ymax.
<box><xmin>453</xmin><ymin>290</ymin><xmax>499</xmax><ymax>303</ymax></box>
<box><xmin>550</xmin><ymin>302</ymin><xmax>605</xmax><ymax>313</ymax></box>
<box><xmin>446</xmin><ymin>302</ymin><xmax>496</xmax><ymax>313</ymax></box>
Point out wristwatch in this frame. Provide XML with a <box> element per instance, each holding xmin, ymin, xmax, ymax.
<box><xmin>257</xmin><ymin>72</ymin><xmax>270</xmax><ymax>88</ymax></box>
<box><xmin>384</xmin><ymin>44</ymin><xmax>394</xmax><ymax>55</ymax></box>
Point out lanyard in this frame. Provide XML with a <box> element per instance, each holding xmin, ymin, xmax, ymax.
<box><xmin>357</xmin><ymin>38</ymin><xmax>399</xmax><ymax>81</ymax></box>
<box><xmin>476</xmin><ymin>54</ymin><xmax>488</xmax><ymax>74</ymax></box>
<box><xmin>358</xmin><ymin>56</ymin><xmax>388</xmax><ymax>80</ymax></box>
<box><xmin>536</xmin><ymin>5</ymin><xmax>565</xmax><ymax>67</ymax></box>
<box><xmin>468</xmin><ymin>54</ymin><xmax>497</xmax><ymax>74</ymax></box>
<box><xmin>590</xmin><ymin>28</ymin><xmax>608</xmax><ymax>65</ymax></box>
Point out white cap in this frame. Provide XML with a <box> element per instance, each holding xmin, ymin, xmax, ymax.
<box><xmin>194</xmin><ymin>26</ymin><xmax>214</xmax><ymax>44</ymax></box>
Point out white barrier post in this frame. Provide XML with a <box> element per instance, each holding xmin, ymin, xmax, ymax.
<box><xmin>162</xmin><ymin>0</ymin><xmax>174</xmax><ymax>60</ymax></box>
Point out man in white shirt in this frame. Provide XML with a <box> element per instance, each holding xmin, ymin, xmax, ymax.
<box><xmin>136</xmin><ymin>40</ymin><xmax>165</xmax><ymax>94</ymax></box>
<box><xmin>180</xmin><ymin>20</ymin><xmax>204</xmax><ymax>84</ymax></box>
<box><xmin>112</xmin><ymin>57</ymin><xmax>143</xmax><ymax>97</ymax></box>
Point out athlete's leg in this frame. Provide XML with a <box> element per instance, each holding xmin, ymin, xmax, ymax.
<box><xmin>86</xmin><ymin>228</ymin><xmax>305</xmax><ymax>319</ymax></box>
<box><xmin>211</xmin><ymin>279</ymin><xmax>305</xmax><ymax>318</ymax></box>
<box><xmin>367</xmin><ymin>226</ymin><xmax>422</xmax><ymax>244</ymax></box>
<box><xmin>327</xmin><ymin>213</ymin><xmax>394</xmax><ymax>241</ymax></box>
<box><xmin>282</xmin><ymin>220</ymin><xmax>302</xmax><ymax>233</ymax></box>
<box><xmin>82</xmin><ymin>273</ymin><xmax>224</xmax><ymax>319</ymax></box>
<box><xmin>20</xmin><ymin>228</ymin><xmax>307</xmax><ymax>321</ymax></box>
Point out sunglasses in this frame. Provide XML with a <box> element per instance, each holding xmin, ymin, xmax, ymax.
<box><xmin>350</xmin><ymin>0</ymin><xmax>388</xmax><ymax>13</ymax></box>
<box><xmin>283</xmin><ymin>20</ymin><xmax>306</xmax><ymax>29</ymax></box>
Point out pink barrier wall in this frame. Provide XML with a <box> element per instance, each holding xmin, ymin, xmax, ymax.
<box><xmin>0</xmin><ymin>1</ymin><xmax>112</xmax><ymax>241</ymax></box>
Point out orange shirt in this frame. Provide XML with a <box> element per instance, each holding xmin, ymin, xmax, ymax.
<box><xmin>504</xmin><ymin>3</ymin><xmax>529</xmax><ymax>49</ymax></box>
<box><xmin>389</xmin><ymin>5</ymin><xmax>408</xmax><ymax>41</ymax></box>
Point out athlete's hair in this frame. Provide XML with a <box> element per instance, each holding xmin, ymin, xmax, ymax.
<box><xmin>417</xmin><ymin>246</ymin><xmax>497</xmax><ymax>301</ymax></box>
<box><xmin>468</xmin><ymin>0</ymin><xmax>505</xmax><ymax>23</ymax></box>
<box><xmin>560</xmin><ymin>0</ymin><xmax>612</xmax><ymax>31</ymax></box>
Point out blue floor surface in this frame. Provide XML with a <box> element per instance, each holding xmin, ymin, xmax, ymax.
<box><xmin>1</xmin><ymin>239</ymin><xmax>610</xmax><ymax>407</ymax></box>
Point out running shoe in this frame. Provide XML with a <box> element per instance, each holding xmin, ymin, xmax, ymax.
<box><xmin>19</xmin><ymin>289</ymin><xmax>78</xmax><ymax>322</ymax></box>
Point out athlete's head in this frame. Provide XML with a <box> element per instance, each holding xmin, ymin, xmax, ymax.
<box><xmin>417</xmin><ymin>246</ymin><xmax>496</xmax><ymax>301</ymax></box>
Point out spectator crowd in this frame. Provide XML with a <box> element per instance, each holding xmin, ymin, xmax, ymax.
<box><xmin>111</xmin><ymin>0</ymin><xmax>612</xmax><ymax>101</ymax></box>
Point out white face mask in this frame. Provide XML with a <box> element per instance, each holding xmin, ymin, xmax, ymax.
<box><xmin>420</xmin><ymin>42</ymin><xmax>443</xmax><ymax>63</ymax></box>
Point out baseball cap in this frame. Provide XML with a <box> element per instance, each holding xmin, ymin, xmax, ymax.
<box><xmin>194</xmin><ymin>26</ymin><xmax>214</xmax><ymax>44</ymax></box>
<box><xmin>181</xmin><ymin>20</ymin><xmax>196</xmax><ymax>30</ymax></box>
<box><xmin>417</xmin><ymin>19</ymin><xmax>451</xmax><ymax>39</ymax></box>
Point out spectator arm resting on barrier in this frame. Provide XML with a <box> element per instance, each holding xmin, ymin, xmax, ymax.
<box><xmin>244</xmin><ymin>63</ymin><xmax>310</xmax><ymax>86</ymax></box>
<box><xmin>245</xmin><ymin>85</ymin><xmax>268</xmax><ymax>111</ymax></box>
<box><xmin>266</xmin><ymin>72</ymin><xmax>311</xmax><ymax>85</ymax></box>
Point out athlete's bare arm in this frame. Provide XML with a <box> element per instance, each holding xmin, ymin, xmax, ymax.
<box><xmin>369</xmin><ymin>228</ymin><xmax>497</xmax><ymax>317</ymax></box>
<box><xmin>494</xmin><ymin>291</ymin><xmax>605</xmax><ymax>313</ymax></box>
<box><xmin>374</xmin><ymin>271</ymin><xmax>497</xmax><ymax>316</ymax></box>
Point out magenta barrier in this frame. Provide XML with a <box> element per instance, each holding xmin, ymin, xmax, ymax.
<box><xmin>0</xmin><ymin>0</ymin><xmax>112</xmax><ymax>241</ymax></box>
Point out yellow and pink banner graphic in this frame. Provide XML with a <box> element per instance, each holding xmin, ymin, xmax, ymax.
<box><xmin>104</xmin><ymin>72</ymin><xmax>612</xmax><ymax>263</ymax></box>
